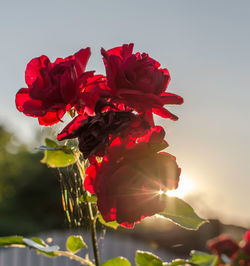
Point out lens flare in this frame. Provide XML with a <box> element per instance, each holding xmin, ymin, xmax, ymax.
<box><xmin>157</xmin><ymin>174</ymin><xmax>194</xmax><ymax>198</ymax></box>
<box><xmin>158</xmin><ymin>190</ymin><xmax>164</xmax><ymax>195</ymax></box>
<box><xmin>167</xmin><ymin>173</ymin><xmax>194</xmax><ymax>198</ymax></box>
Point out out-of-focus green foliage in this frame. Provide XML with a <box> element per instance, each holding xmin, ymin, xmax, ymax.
<box><xmin>135</xmin><ymin>251</ymin><xmax>163</xmax><ymax>266</ymax></box>
<box><xmin>0</xmin><ymin>126</ymin><xmax>65</xmax><ymax>235</ymax></box>
<box><xmin>102</xmin><ymin>257</ymin><xmax>131</xmax><ymax>266</ymax></box>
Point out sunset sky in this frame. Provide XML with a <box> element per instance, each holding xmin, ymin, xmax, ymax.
<box><xmin>1</xmin><ymin>0</ymin><xmax>250</xmax><ymax>227</ymax></box>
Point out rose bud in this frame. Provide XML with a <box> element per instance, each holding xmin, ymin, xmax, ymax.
<box><xmin>207</xmin><ymin>235</ymin><xmax>239</xmax><ymax>258</ymax></box>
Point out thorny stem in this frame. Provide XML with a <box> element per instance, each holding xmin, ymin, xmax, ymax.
<box><xmin>76</xmin><ymin>159</ymin><xmax>100</xmax><ymax>266</ymax></box>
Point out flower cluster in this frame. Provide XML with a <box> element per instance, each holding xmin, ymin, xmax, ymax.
<box><xmin>207</xmin><ymin>230</ymin><xmax>250</xmax><ymax>265</ymax></box>
<box><xmin>15</xmin><ymin>43</ymin><xmax>183</xmax><ymax>228</ymax></box>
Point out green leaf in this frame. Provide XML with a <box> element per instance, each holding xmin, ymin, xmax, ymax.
<box><xmin>102</xmin><ymin>257</ymin><xmax>131</xmax><ymax>266</ymax></box>
<box><xmin>41</xmin><ymin>138</ymin><xmax>77</xmax><ymax>168</ymax></box>
<box><xmin>86</xmin><ymin>195</ymin><xmax>97</xmax><ymax>203</ymax></box>
<box><xmin>45</xmin><ymin>138</ymin><xmax>58</xmax><ymax>148</ymax></box>
<box><xmin>29</xmin><ymin>237</ymin><xmax>57</xmax><ymax>257</ymax></box>
<box><xmin>158</xmin><ymin>196</ymin><xmax>207</xmax><ymax>230</ymax></box>
<box><xmin>190</xmin><ymin>251</ymin><xmax>218</xmax><ymax>266</ymax></box>
<box><xmin>98</xmin><ymin>214</ymin><xmax>119</xmax><ymax>229</ymax></box>
<box><xmin>135</xmin><ymin>251</ymin><xmax>163</xmax><ymax>266</ymax></box>
<box><xmin>36</xmin><ymin>145</ymin><xmax>61</xmax><ymax>151</ymax></box>
<box><xmin>79</xmin><ymin>195</ymin><xmax>85</xmax><ymax>203</ymax></box>
<box><xmin>170</xmin><ymin>259</ymin><xmax>194</xmax><ymax>266</ymax></box>
<box><xmin>0</xmin><ymin>236</ymin><xmax>24</xmax><ymax>247</ymax></box>
<box><xmin>30</xmin><ymin>237</ymin><xmax>46</xmax><ymax>246</ymax></box>
<box><xmin>0</xmin><ymin>236</ymin><xmax>58</xmax><ymax>257</ymax></box>
<box><xmin>66</xmin><ymin>235</ymin><xmax>87</xmax><ymax>253</ymax></box>
<box><xmin>23</xmin><ymin>238</ymin><xmax>59</xmax><ymax>252</ymax></box>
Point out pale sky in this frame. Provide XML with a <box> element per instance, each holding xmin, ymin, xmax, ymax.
<box><xmin>1</xmin><ymin>0</ymin><xmax>250</xmax><ymax>227</ymax></box>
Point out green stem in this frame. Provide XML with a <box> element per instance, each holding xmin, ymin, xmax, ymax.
<box><xmin>87</xmin><ymin>202</ymin><xmax>100</xmax><ymax>266</ymax></box>
<box><xmin>76</xmin><ymin>159</ymin><xmax>100</xmax><ymax>266</ymax></box>
<box><xmin>76</xmin><ymin>157</ymin><xmax>85</xmax><ymax>182</ymax></box>
<box><xmin>54</xmin><ymin>250</ymin><xmax>94</xmax><ymax>266</ymax></box>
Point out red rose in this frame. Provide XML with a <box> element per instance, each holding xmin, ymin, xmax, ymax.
<box><xmin>57</xmin><ymin>111</ymin><xmax>150</xmax><ymax>159</ymax></box>
<box><xmin>244</xmin><ymin>231</ymin><xmax>250</xmax><ymax>242</ymax></box>
<box><xmin>242</xmin><ymin>230</ymin><xmax>250</xmax><ymax>256</ymax></box>
<box><xmin>84</xmin><ymin>127</ymin><xmax>181</xmax><ymax>228</ymax></box>
<box><xmin>207</xmin><ymin>235</ymin><xmax>239</xmax><ymax>258</ymax></box>
<box><xmin>74</xmin><ymin>74</ymin><xmax>109</xmax><ymax>116</ymax></box>
<box><xmin>101</xmin><ymin>43</ymin><xmax>183</xmax><ymax>121</ymax></box>
<box><xmin>15</xmin><ymin>48</ymin><xmax>91</xmax><ymax>126</ymax></box>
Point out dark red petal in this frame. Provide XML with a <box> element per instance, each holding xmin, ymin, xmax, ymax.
<box><xmin>59</xmin><ymin>69</ymin><xmax>77</xmax><ymax>103</ymax></box>
<box><xmin>103</xmin><ymin>43</ymin><xmax>134</xmax><ymax>60</ymax></box>
<box><xmin>157</xmin><ymin>152</ymin><xmax>181</xmax><ymax>190</ymax></box>
<box><xmin>148</xmin><ymin>126</ymin><xmax>166</xmax><ymax>145</ymax></box>
<box><xmin>160</xmin><ymin>92</ymin><xmax>184</xmax><ymax>105</ymax></box>
<box><xmin>38</xmin><ymin>110</ymin><xmax>65</xmax><ymax>126</ymax></box>
<box><xmin>140</xmin><ymin>52</ymin><xmax>161</xmax><ymax>68</ymax></box>
<box><xmin>57</xmin><ymin>115</ymin><xmax>87</xmax><ymax>140</ymax></box>
<box><xmin>143</xmin><ymin>110</ymin><xmax>154</xmax><ymax>127</ymax></box>
<box><xmin>135</xmin><ymin>126</ymin><xmax>168</xmax><ymax>153</ymax></box>
<box><xmin>120</xmin><ymin>43</ymin><xmax>134</xmax><ymax>60</ymax></box>
<box><xmin>116</xmin><ymin>89</ymin><xmax>164</xmax><ymax>106</ymax></box>
<box><xmin>25</xmin><ymin>55</ymin><xmax>50</xmax><ymax>86</ymax></box>
<box><xmin>161</xmin><ymin>68</ymin><xmax>171</xmax><ymax>89</ymax></box>
<box><xmin>15</xmin><ymin>88</ymin><xmax>31</xmax><ymax>112</ymax></box>
<box><xmin>112</xmin><ymin>165</ymin><xmax>165</xmax><ymax>226</ymax></box>
<box><xmin>136</xmin><ymin>126</ymin><xmax>164</xmax><ymax>143</ymax></box>
<box><xmin>22</xmin><ymin>99</ymin><xmax>45</xmax><ymax>116</ymax></box>
<box><xmin>54</xmin><ymin>48</ymin><xmax>91</xmax><ymax>78</ymax></box>
<box><xmin>77</xmin><ymin>71</ymin><xmax>95</xmax><ymax>91</ymax></box>
<box><xmin>152</xmin><ymin>107</ymin><xmax>179</xmax><ymax>120</ymax></box>
<box><xmin>74</xmin><ymin>48</ymin><xmax>91</xmax><ymax>77</ymax></box>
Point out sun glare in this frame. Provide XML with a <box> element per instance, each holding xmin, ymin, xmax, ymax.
<box><xmin>158</xmin><ymin>174</ymin><xmax>194</xmax><ymax>199</ymax></box>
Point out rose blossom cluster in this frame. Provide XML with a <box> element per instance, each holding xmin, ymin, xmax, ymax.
<box><xmin>207</xmin><ymin>230</ymin><xmax>250</xmax><ymax>265</ymax></box>
<box><xmin>16</xmin><ymin>43</ymin><xmax>183</xmax><ymax>228</ymax></box>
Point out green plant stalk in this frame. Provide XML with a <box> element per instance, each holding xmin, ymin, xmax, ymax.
<box><xmin>54</xmin><ymin>250</ymin><xmax>95</xmax><ymax>266</ymax></box>
<box><xmin>76</xmin><ymin>158</ymin><xmax>100</xmax><ymax>266</ymax></box>
<box><xmin>87</xmin><ymin>202</ymin><xmax>100</xmax><ymax>266</ymax></box>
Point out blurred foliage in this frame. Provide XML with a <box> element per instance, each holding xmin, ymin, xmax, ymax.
<box><xmin>0</xmin><ymin>125</ymin><xmax>65</xmax><ymax>235</ymax></box>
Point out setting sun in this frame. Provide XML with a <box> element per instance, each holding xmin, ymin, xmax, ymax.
<box><xmin>159</xmin><ymin>174</ymin><xmax>195</xmax><ymax>199</ymax></box>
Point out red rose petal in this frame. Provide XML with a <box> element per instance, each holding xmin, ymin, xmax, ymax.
<box><xmin>25</xmin><ymin>55</ymin><xmax>50</xmax><ymax>87</ymax></box>
<box><xmin>22</xmin><ymin>99</ymin><xmax>45</xmax><ymax>116</ymax></box>
<box><xmin>244</xmin><ymin>230</ymin><xmax>250</xmax><ymax>241</ymax></box>
<box><xmin>160</xmin><ymin>92</ymin><xmax>184</xmax><ymax>105</ymax></box>
<box><xmin>84</xmin><ymin>164</ymin><xmax>100</xmax><ymax>194</ymax></box>
<box><xmin>15</xmin><ymin>88</ymin><xmax>31</xmax><ymax>112</ymax></box>
<box><xmin>38</xmin><ymin>110</ymin><xmax>65</xmax><ymax>126</ymax></box>
<box><xmin>104</xmin><ymin>43</ymin><xmax>134</xmax><ymax>60</ymax></box>
<box><xmin>57</xmin><ymin>115</ymin><xmax>87</xmax><ymax>140</ymax></box>
<box><xmin>74</xmin><ymin>48</ymin><xmax>91</xmax><ymax>77</ymax></box>
<box><xmin>152</xmin><ymin>107</ymin><xmax>179</xmax><ymax>120</ymax></box>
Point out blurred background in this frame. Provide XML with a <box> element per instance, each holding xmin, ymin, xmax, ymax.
<box><xmin>0</xmin><ymin>0</ymin><xmax>250</xmax><ymax>263</ymax></box>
